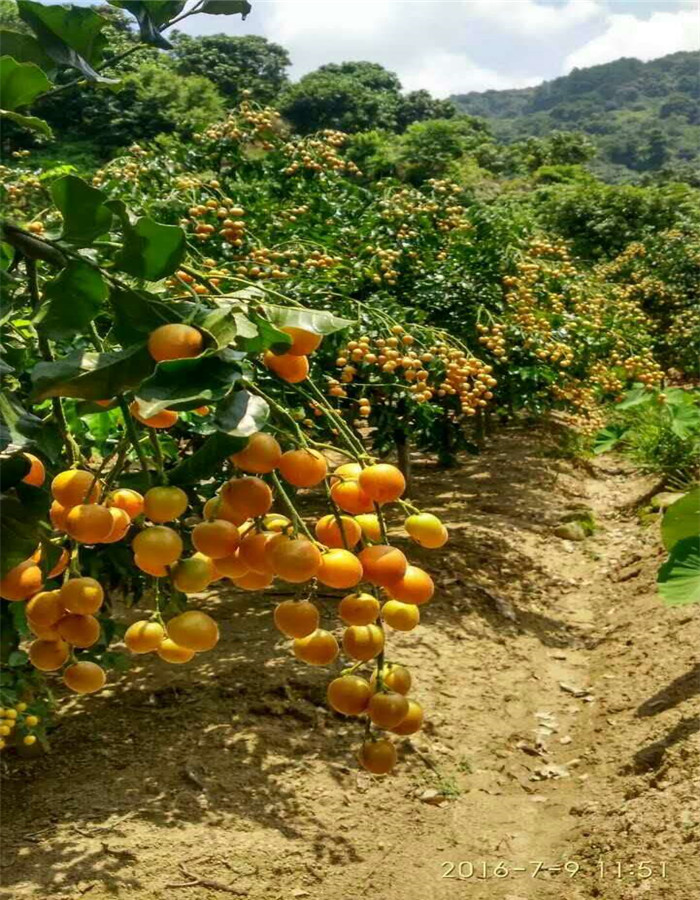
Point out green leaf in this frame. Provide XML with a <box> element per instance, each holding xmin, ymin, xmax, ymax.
<box><xmin>0</xmin><ymin>56</ymin><xmax>51</xmax><ymax>109</ymax></box>
<box><xmin>0</xmin><ymin>29</ymin><xmax>57</xmax><ymax>72</ymax></box>
<box><xmin>200</xmin><ymin>0</ymin><xmax>252</xmax><ymax>16</ymax></box>
<box><xmin>0</xmin><ymin>391</ymin><xmax>63</xmax><ymax>457</ymax></box>
<box><xmin>34</xmin><ymin>260</ymin><xmax>108</xmax><ymax>340</ymax></box>
<box><xmin>168</xmin><ymin>432</ymin><xmax>247</xmax><ymax>486</ymax></box>
<box><xmin>214</xmin><ymin>389</ymin><xmax>269</xmax><ymax>437</ymax></box>
<box><xmin>668</xmin><ymin>403</ymin><xmax>700</xmax><ymax>440</ymax></box>
<box><xmin>0</xmin><ymin>488</ymin><xmax>49</xmax><ymax>577</ymax></box>
<box><xmin>197</xmin><ymin>304</ymin><xmax>292</xmax><ymax>354</ymax></box>
<box><xmin>617</xmin><ymin>384</ymin><xmax>653</xmax><ymax>410</ymax></box>
<box><xmin>262</xmin><ymin>303</ymin><xmax>353</xmax><ymax>336</ymax></box>
<box><xmin>0</xmin><ymin>108</ymin><xmax>52</xmax><ymax>136</ymax></box>
<box><xmin>661</xmin><ymin>488</ymin><xmax>700</xmax><ymax>551</ymax></box>
<box><xmin>658</xmin><ymin>536</ymin><xmax>700</xmax><ymax>607</ymax></box>
<box><xmin>108</xmin><ymin>1</ymin><xmax>185</xmax><ymax>49</ymax></box>
<box><xmin>17</xmin><ymin>0</ymin><xmax>113</xmax><ymax>81</ymax></box>
<box><xmin>31</xmin><ymin>345</ymin><xmax>155</xmax><ymax>402</ymax></box>
<box><xmin>51</xmin><ymin>175</ymin><xmax>112</xmax><ymax>247</ymax></box>
<box><xmin>592</xmin><ymin>423</ymin><xmax>628</xmax><ymax>455</ymax></box>
<box><xmin>0</xmin><ymin>453</ymin><xmax>31</xmax><ymax>490</ymax></box>
<box><xmin>135</xmin><ymin>355</ymin><xmax>242</xmax><ymax>417</ymax></box>
<box><xmin>110</xmin><ymin>286</ymin><xmax>194</xmax><ymax>345</ymax></box>
<box><xmin>109</xmin><ymin>202</ymin><xmax>186</xmax><ymax>281</ymax></box>
<box><xmin>8</xmin><ymin>649</ymin><xmax>29</xmax><ymax>667</ymax></box>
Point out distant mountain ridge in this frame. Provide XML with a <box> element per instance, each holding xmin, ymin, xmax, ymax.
<box><xmin>450</xmin><ymin>51</ymin><xmax>700</xmax><ymax>182</ymax></box>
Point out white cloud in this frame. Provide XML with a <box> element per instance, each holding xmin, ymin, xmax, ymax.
<box><xmin>401</xmin><ymin>50</ymin><xmax>541</xmax><ymax>97</ymax></box>
<box><xmin>565</xmin><ymin>9</ymin><xmax>700</xmax><ymax>70</ymax></box>
<box><xmin>467</xmin><ymin>0</ymin><xmax>602</xmax><ymax>36</ymax></box>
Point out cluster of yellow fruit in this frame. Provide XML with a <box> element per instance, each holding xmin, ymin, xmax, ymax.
<box><xmin>330</xmin><ymin>325</ymin><xmax>496</xmax><ymax>418</ymax></box>
<box><xmin>182</xmin><ymin>198</ymin><xmax>247</xmax><ymax>246</ymax></box>
<box><xmin>0</xmin><ymin>165</ymin><xmax>42</xmax><ymax>217</ymax></box>
<box><xmin>282</xmin><ymin>131</ymin><xmax>362</xmax><ymax>177</ymax></box>
<box><xmin>198</xmin><ymin>101</ymin><xmax>282</xmax><ymax>146</ymax></box>
<box><xmin>0</xmin><ymin>704</ymin><xmax>40</xmax><ymax>752</ymax></box>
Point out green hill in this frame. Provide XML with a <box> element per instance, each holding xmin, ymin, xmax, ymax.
<box><xmin>451</xmin><ymin>52</ymin><xmax>700</xmax><ymax>183</ymax></box>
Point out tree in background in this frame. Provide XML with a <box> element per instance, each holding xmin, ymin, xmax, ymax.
<box><xmin>395</xmin><ymin>117</ymin><xmax>492</xmax><ymax>183</ymax></box>
<box><xmin>171</xmin><ymin>33</ymin><xmax>290</xmax><ymax>106</ymax></box>
<box><xmin>278</xmin><ymin>61</ymin><xmax>458</xmax><ymax>135</ymax></box>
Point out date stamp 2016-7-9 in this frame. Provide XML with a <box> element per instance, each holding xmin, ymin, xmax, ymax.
<box><xmin>440</xmin><ymin>860</ymin><xmax>669</xmax><ymax>881</ymax></box>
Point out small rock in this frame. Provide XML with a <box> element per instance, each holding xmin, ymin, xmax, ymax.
<box><xmin>554</xmin><ymin>522</ymin><xmax>587</xmax><ymax>542</ymax></box>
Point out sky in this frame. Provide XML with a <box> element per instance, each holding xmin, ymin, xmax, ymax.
<box><xmin>172</xmin><ymin>0</ymin><xmax>700</xmax><ymax>96</ymax></box>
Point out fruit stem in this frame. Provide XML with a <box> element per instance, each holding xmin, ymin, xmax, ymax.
<box><xmin>269</xmin><ymin>472</ymin><xmax>315</xmax><ymax>542</ymax></box>
<box><xmin>116</xmin><ymin>396</ymin><xmax>150</xmax><ymax>475</ymax></box>
<box><xmin>244</xmin><ymin>381</ymin><xmax>307</xmax><ymax>446</ymax></box>
<box><xmin>147</xmin><ymin>429</ymin><xmax>167</xmax><ymax>484</ymax></box>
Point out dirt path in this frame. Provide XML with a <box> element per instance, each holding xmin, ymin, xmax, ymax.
<box><xmin>2</xmin><ymin>427</ymin><xmax>699</xmax><ymax>900</ymax></box>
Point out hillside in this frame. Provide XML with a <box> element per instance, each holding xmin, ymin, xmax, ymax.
<box><xmin>451</xmin><ymin>51</ymin><xmax>700</xmax><ymax>183</ymax></box>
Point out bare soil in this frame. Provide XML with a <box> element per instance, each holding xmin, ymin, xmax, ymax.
<box><xmin>2</xmin><ymin>427</ymin><xmax>699</xmax><ymax>900</ymax></box>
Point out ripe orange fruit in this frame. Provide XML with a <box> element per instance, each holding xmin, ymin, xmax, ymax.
<box><xmin>221</xmin><ymin>477</ymin><xmax>273</xmax><ymax>519</ymax></box>
<box><xmin>230</xmin><ymin>432</ymin><xmax>282</xmax><ymax>474</ymax></box>
<box><xmin>390</xmin><ymin>699</ymin><xmax>424</xmax><ymax>735</ymax></box>
<box><xmin>192</xmin><ymin>519</ymin><xmax>240</xmax><ymax>559</ymax></box>
<box><xmin>293</xmin><ymin>629</ymin><xmax>339</xmax><ymax>666</ymax></box>
<box><xmin>381</xmin><ymin>599</ymin><xmax>420</xmax><ymax>631</ymax></box>
<box><xmin>129</xmin><ymin>402</ymin><xmax>179</xmax><ymax>429</ymax></box>
<box><xmin>212</xmin><ymin>549</ymin><xmax>250</xmax><ymax>579</ymax></box>
<box><xmin>157</xmin><ymin>637</ymin><xmax>195</xmax><ymax>664</ymax></box>
<box><xmin>50</xmin><ymin>500</ymin><xmax>69</xmax><ymax>531</ymax></box>
<box><xmin>359</xmin><ymin>739</ymin><xmax>397</xmax><ymax>775</ymax></box>
<box><xmin>269</xmin><ymin>538</ymin><xmax>321</xmax><ymax>583</ymax></box>
<box><xmin>358</xmin><ymin>464</ymin><xmax>406</xmax><ymax>504</ymax></box>
<box><xmin>59</xmin><ymin>577</ymin><xmax>104</xmax><ymax>615</ymax></box>
<box><xmin>238</xmin><ymin>530</ymin><xmax>276</xmax><ymax>574</ymax></box>
<box><xmin>333</xmin><ymin>462</ymin><xmax>362</xmax><ymax>480</ymax></box>
<box><xmin>385</xmin><ymin>565</ymin><xmax>434</xmax><ymax>605</ymax></box>
<box><xmin>102</xmin><ymin>507</ymin><xmax>132</xmax><ymax>544</ymax></box>
<box><xmin>143</xmin><ymin>486</ymin><xmax>188</xmax><ymax>523</ymax></box>
<box><xmin>315</xmin><ymin>514</ymin><xmax>361</xmax><ymax>549</ymax></box>
<box><xmin>230</xmin><ymin>569</ymin><xmax>274</xmax><ymax>590</ymax></box>
<box><xmin>338</xmin><ymin>592</ymin><xmax>380</xmax><ymax>626</ymax></box>
<box><xmin>134</xmin><ymin>555</ymin><xmax>168</xmax><ymax>577</ymax></box>
<box><xmin>124</xmin><ymin>620</ymin><xmax>165</xmax><ymax>653</ymax></box>
<box><xmin>281</xmin><ymin>326</ymin><xmax>322</xmax><ymax>356</ymax></box>
<box><xmin>27</xmin><ymin>618</ymin><xmax>61</xmax><ymax>641</ymax></box>
<box><xmin>28</xmin><ymin>639</ymin><xmax>69</xmax><ymax>671</ymax></box>
<box><xmin>57</xmin><ymin>614</ymin><xmax>100</xmax><ymax>648</ymax></box>
<box><xmin>203</xmin><ymin>495</ymin><xmax>246</xmax><ymax>526</ymax></box>
<box><xmin>65</xmin><ymin>504</ymin><xmax>114</xmax><ymax>543</ymax></box>
<box><xmin>108</xmin><ymin>488</ymin><xmax>144</xmax><ymax>519</ymax></box>
<box><xmin>368</xmin><ymin>691</ymin><xmax>409</xmax><ymax>729</ymax></box>
<box><xmin>22</xmin><ymin>453</ymin><xmax>45</xmax><ymax>487</ymax></box>
<box><xmin>371</xmin><ymin>664</ymin><xmax>411</xmax><ymax>695</ymax></box>
<box><xmin>273</xmin><ymin>599</ymin><xmax>319</xmax><ymax>638</ymax></box>
<box><xmin>358</xmin><ymin>545</ymin><xmax>407</xmax><ymax>587</ymax></box>
<box><xmin>327</xmin><ymin>675</ymin><xmax>372</xmax><ymax>715</ymax></box>
<box><xmin>404</xmin><ymin>513</ymin><xmax>448</xmax><ymax>548</ymax></box>
<box><xmin>342</xmin><ymin>623</ymin><xmax>384</xmax><ymax>661</ymax></box>
<box><xmin>172</xmin><ymin>555</ymin><xmax>214</xmax><ymax>593</ymax></box>
<box><xmin>193</xmin><ymin>405</ymin><xmax>210</xmax><ymax>416</ymax></box>
<box><xmin>63</xmin><ymin>661</ymin><xmax>106</xmax><ymax>694</ymax></box>
<box><xmin>330</xmin><ymin>479</ymin><xmax>374</xmax><ymax>515</ymax></box>
<box><xmin>167</xmin><ymin>610</ymin><xmax>219</xmax><ymax>652</ymax></box>
<box><xmin>147</xmin><ymin>323</ymin><xmax>203</xmax><ymax>362</ymax></box>
<box><xmin>47</xmin><ymin>547</ymin><xmax>70</xmax><ymax>578</ymax></box>
<box><xmin>0</xmin><ymin>559</ymin><xmax>43</xmax><ymax>601</ymax></box>
<box><xmin>316</xmin><ymin>549</ymin><xmax>363</xmax><ymax>589</ymax></box>
<box><xmin>26</xmin><ymin>590</ymin><xmax>64</xmax><ymax>628</ymax></box>
<box><xmin>354</xmin><ymin>513</ymin><xmax>382</xmax><ymax>542</ymax></box>
<box><xmin>132</xmin><ymin>526</ymin><xmax>183</xmax><ymax>566</ymax></box>
<box><xmin>278</xmin><ymin>448</ymin><xmax>328</xmax><ymax>488</ymax></box>
<box><xmin>263</xmin><ymin>351</ymin><xmax>309</xmax><ymax>383</ymax></box>
<box><xmin>51</xmin><ymin>469</ymin><xmax>101</xmax><ymax>506</ymax></box>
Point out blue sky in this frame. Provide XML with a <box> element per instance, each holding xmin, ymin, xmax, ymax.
<box><xmin>50</xmin><ymin>1</ymin><xmax>700</xmax><ymax>95</ymax></box>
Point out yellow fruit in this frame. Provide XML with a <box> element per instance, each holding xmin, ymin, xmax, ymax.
<box><xmin>132</xmin><ymin>526</ymin><xmax>183</xmax><ymax>566</ymax></box>
<box><xmin>157</xmin><ymin>637</ymin><xmax>195</xmax><ymax>664</ymax></box>
<box><xmin>51</xmin><ymin>469</ymin><xmax>101</xmax><ymax>506</ymax></box>
<box><xmin>124</xmin><ymin>620</ymin><xmax>165</xmax><ymax>653</ymax></box>
<box><xmin>381</xmin><ymin>599</ymin><xmax>420</xmax><ymax>631</ymax></box>
<box><xmin>143</xmin><ymin>486</ymin><xmax>188</xmax><ymax>523</ymax></box>
<box><xmin>63</xmin><ymin>661</ymin><xmax>106</xmax><ymax>694</ymax></box>
<box><xmin>171</xmin><ymin>555</ymin><xmax>214</xmax><ymax>593</ymax></box>
<box><xmin>167</xmin><ymin>610</ymin><xmax>219</xmax><ymax>652</ymax></box>
<box><xmin>59</xmin><ymin>577</ymin><xmax>104</xmax><ymax>615</ymax></box>
<box><xmin>404</xmin><ymin>513</ymin><xmax>448</xmax><ymax>548</ymax></box>
<box><xmin>273</xmin><ymin>599</ymin><xmax>319</xmax><ymax>638</ymax></box>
